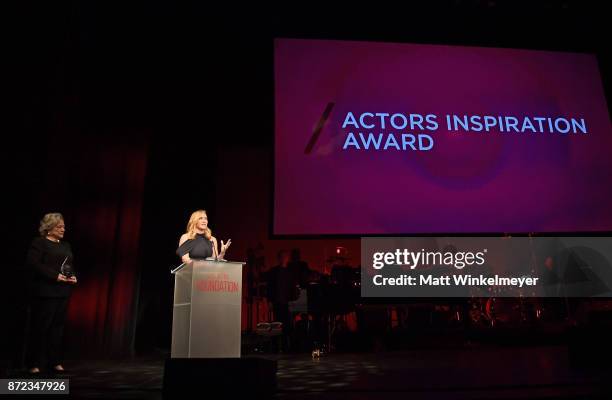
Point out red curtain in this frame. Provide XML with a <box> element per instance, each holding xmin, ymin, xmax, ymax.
<box><xmin>40</xmin><ymin>133</ymin><xmax>148</xmax><ymax>358</ymax></box>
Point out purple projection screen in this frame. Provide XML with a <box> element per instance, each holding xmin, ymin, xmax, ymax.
<box><xmin>274</xmin><ymin>38</ymin><xmax>612</xmax><ymax>235</ymax></box>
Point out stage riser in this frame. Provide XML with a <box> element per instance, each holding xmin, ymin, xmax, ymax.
<box><xmin>163</xmin><ymin>358</ymin><xmax>277</xmax><ymax>397</ymax></box>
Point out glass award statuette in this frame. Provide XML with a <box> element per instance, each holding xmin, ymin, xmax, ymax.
<box><xmin>60</xmin><ymin>257</ymin><xmax>74</xmax><ymax>278</ymax></box>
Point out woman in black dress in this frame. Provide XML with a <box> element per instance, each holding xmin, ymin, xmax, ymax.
<box><xmin>25</xmin><ymin>213</ymin><xmax>77</xmax><ymax>374</ymax></box>
<box><xmin>176</xmin><ymin>210</ymin><xmax>231</xmax><ymax>262</ymax></box>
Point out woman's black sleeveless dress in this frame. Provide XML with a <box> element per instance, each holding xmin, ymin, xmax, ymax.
<box><xmin>176</xmin><ymin>233</ymin><xmax>213</xmax><ymax>260</ymax></box>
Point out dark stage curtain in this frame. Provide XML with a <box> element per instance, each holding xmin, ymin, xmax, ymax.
<box><xmin>12</xmin><ymin>133</ymin><xmax>149</xmax><ymax>361</ymax></box>
<box><xmin>59</xmin><ymin>135</ymin><xmax>148</xmax><ymax>359</ymax></box>
<box><xmin>1</xmin><ymin>1</ymin><xmax>152</xmax><ymax>365</ymax></box>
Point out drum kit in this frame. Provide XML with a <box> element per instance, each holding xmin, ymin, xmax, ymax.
<box><xmin>468</xmin><ymin>284</ymin><xmax>542</xmax><ymax>327</ymax></box>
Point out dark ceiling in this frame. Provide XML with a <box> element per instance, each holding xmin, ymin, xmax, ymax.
<box><xmin>5</xmin><ymin>1</ymin><xmax>611</xmax><ymax>146</ymax></box>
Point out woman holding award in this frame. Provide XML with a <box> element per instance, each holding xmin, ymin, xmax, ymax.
<box><xmin>25</xmin><ymin>213</ymin><xmax>77</xmax><ymax>374</ymax></box>
<box><xmin>176</xmin><ymin>210</ymin><xmax>231</xmax><ymax>262</ymax></box>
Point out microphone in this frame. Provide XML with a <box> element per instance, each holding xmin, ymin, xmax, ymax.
<box><xmin>170</xmin><ymin>262</ymin><xmax>186</xmax><ymax>274</ymax></box>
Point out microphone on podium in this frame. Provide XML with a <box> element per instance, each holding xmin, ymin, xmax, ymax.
<box><xmin>170</xmin><ymin>262</ymin><xmax>186</xmax><ymax>274</ymax></box>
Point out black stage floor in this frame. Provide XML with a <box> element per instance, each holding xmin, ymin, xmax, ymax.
<box><xmin>5</xmin><ymin>345</ymin><xmax>611</xmax><ymax>399</ymax></box>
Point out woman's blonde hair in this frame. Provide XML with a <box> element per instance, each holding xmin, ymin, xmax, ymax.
<box><xmin>185</xmin><ymin>210</ymin><xmax>212</xmax><ymax>240</ymax></box>
<box><xmin>39</xmin><ymin>213</ymin><xmax>64</xmax><ymax>236</ymax></box>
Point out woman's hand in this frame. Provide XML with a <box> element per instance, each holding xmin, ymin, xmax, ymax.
<box><xmin>57</xmin><ymin>274</ymin><xmax>68</xmax><ymax>282</ymax></box>
<box><xmin>181</xmin><ymin>254</ymin><xmax>192</xmax><ymax>264</ymax></box>
<box><xmin>220</xmin><ymin>239</ymin><xmax>232</xmax><ymax>258</ymax></box>
<box><xmin>67</xmin><ymin>276</ymin><xmax>77</xmax><ymax>284</ymax></box>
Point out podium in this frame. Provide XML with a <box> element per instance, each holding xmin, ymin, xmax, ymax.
<box><xmin>165</xmin><ymin>259</ymin><xmax>277</xmax><ymax>397</ymax></box>
<box><xmin>171</xmin><ymin>259</ymin><xmax>245</xmax><ymax>358</ymax></box>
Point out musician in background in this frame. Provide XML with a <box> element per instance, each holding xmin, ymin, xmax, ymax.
<box><xmin>246</xmin><ymin>243</ymin><xmax>266</xmax><ymax>297</ymax></box>
<box><xmin>540</xmin><ymin>255</ymin><xmax>565</xmax><ymax>321</ymax></box>
<box><xmin>265</xmin><ymin>250</ymin><xmax>298</xmax><ymax>351</ymax></box>
<box><xmin>542</xmin><ymin>256</ymin><xmax>560</xmax><ymax>295</ymax></box>
<box><xmin>288</xmin><ymin>248</ymin><xmax>313</xmax><ymax>288</ymax></box>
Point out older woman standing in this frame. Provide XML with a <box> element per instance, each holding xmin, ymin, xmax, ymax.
<box><xmin>25</xmin><ymin>213</ymin><xmax>77</xmax><ymax>374</ymax></box>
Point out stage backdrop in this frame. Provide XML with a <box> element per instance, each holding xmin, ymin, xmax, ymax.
<box><xmin>274</xmin><ymin>38</ymin><xmax>612</xmax><ymax>235</ymax></box>
<box><xmin>35</xmin><ymin>133</ymin><xmax>148</xmax><ymax>359</ymax></box>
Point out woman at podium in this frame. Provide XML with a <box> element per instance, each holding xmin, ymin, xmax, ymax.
<box><xmin>176</xmin><ymin>210</ymin><xmax>231</xmax><ymax>262</ymax></box>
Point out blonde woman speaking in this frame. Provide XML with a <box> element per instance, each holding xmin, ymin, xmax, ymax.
<box><xmin>176</xmin><ymin>210</ymin><xmax>231</xmax><ymax>263</ymax></box>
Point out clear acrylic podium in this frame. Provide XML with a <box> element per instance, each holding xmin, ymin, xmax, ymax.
<box><xmin>171</xmin><ymin>259</ymin><xmax>244</xmax><ymax>358</ymax></box>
